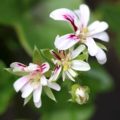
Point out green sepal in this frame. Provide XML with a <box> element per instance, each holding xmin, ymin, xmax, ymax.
<box><xmin>4</xmin><ymin>68</ymin><xmax>28</xmax><ymax>76</ymax></box>
<box><xmin>96</xmin><ymin>42</ymin><xmax>107</xmax><ymax>51</ymax></box>
<box><xmin>24</xmin><ymin>94</ymin><xmax>32</xmax><ymax>106</ymax></box>
<box><xmin>44</xmin><ymin>86</ymin><xmax>56</xmax><ymax>102</ymax></box>
<box><xmin>76</xmin><ymin>49</ymin><xmax>89</xmax><ymax>61</ymax></box>
<box><xmin>70</xmin><ymin>84</ymin><xmax>80</xmax><ymax>102</ymax></box>
<box><xmin>40</xmin><ymin>49</ymin><xmax>54</xmax><ymax>64</ymax></box>
<box><xmin>33</xmin><ymin>46</ymin><xmax>43</xmax><ymax>64</ymax></box>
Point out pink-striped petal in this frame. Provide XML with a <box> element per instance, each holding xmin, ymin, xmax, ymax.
<box><xmin>13</xmin><ymin>76</ymin><xmax>29</xmax><ymax>92</ymax></box>
<box><xmin>24</xmin><ymin>63</ymin><xmax>39</xmax><ymax>72</ymax></box>
<box><xmin>10</xmin><ymin>62</ymin><xmax>26</xmax><ymax>72</ymax></box>
<box><xmin>50</xmin><ymin>8</ymin><xmax>78</xmax><ymax>31</ymax></box>
<box><xmin>49</xmin><ymin>66</ymin><xmax>62</xmax><ymax>82</ymax></box>
<box><xmin>54</xmin><ymin>34</ymin><xmax>79</xmax><ymax>50</ymax></box>
<box><xmin>40</xmin><ymin>62</ymin><xmax>50</xmax><ymax>74</ymax></box>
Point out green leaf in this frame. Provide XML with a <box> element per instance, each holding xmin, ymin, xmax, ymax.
<box><xmin>42</xmin><ymin>105</ymin><xmax>94</xmax><ymax>120</ymax></box>
<box><xmin>0</xmin><ymin>60</ymin><xmax>15</xmax><ymax>115</ymax></box>
<box><xmin>80</xmin><ymin>63</ymin><xmax>114</xmax><ymax>94</ymax></box>
<box><xmin>44</xmin><ymin>87</ymin><xmax>56</xmax><ymax>102</ymax></box>
<box><xmin>33</xmin><ymin>46</ymin><xmax>43</xmax><ymax>64</ymax></box>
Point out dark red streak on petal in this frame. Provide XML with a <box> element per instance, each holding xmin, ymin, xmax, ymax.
<box><xmin>63</xmin><ymin>15</ymin><xmax>78</xmax><ymax>32</ymax></box>
<box><xmin>18</xmin><ymin>63</ymin><xmax>26</xmax><ymax>67</ymax></box>
<box><xmin>51</xmin><ymin>51</ymin><xmax>61</xmax><ymax>60</ymax></box>
<box><xmin>68</xmin><ymin>34</ymin><xmax>79</xmax><ymax>40</ymax></box>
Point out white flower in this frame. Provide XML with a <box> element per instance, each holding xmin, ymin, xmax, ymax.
<box><xmin>10</xmin><ymin>62</ymin><xmax>61</xmax><ymax>108</ymax></box>
<box><xmin>50</xmin><ymin>45</ymin><xmax>90</xmax><ymax>82</ymax></box>
<box><xmin>50</xmin><ymin>4</ymin><xmax>109</xmax><ymax>64</ymax></box>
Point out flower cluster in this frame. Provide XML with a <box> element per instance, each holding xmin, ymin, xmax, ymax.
<box><xmin>7</xmin><ymin>4</ymin><xmax>109</xmax><ymax>108</ymax></box>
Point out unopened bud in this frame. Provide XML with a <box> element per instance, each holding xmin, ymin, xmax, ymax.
<box><xmin>70</xmin><ymin>84</ymin><xmax>90</xmax><ymax>105</ymax></box>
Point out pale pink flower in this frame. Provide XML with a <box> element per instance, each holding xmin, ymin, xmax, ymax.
<box><xmin>50</xmin><ymin>4</ymin><xmax>109</xmax><ymax>64</ymax></box>
<box><xmin>10</xmin><ymin>62</ymin><xmax>60</xmax><ymax>108</ymax></box>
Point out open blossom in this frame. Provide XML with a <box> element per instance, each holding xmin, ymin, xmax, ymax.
<box><xmin>10</xmin><ymin>62</ymin><xmax>61</xmax><ymax>108</ymax></box>
<box><xmin>50</xmin><ymin>4</ymin><xmax>109</xmax><ymax>64</ymax></box>
<box><xmin>50</xmin><ymin>45</ymin><xmax>90</xmax><ymax>82</ymax></box>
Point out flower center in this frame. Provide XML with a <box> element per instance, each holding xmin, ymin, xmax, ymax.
<box><xmin>30</xmin><ymin>72</ymin><xmax>41</xmax><ymax>85</ymax></box>
<box><xmin>76</xmin><ymin>27</ymin><xmax>88</xmax><ymax>43</ymax></box>
<box><xmin>55</xmin><ymin>52</ymin><xmax>71</xmax><ymax>71</ymax></box>
<box><xmin>62</xmin><ymin>54</ymin><xmax>71</xmax><ymax>71</ymax></box>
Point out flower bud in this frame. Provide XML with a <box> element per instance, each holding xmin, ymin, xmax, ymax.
<box><xmin>70</xmin><ymin>84</ymin><xmax>90</xmax><ymax>105</ymax></box>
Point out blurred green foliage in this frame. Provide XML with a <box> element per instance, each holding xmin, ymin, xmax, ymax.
<box><xmin>0</xmin><ymin>61</ymin><xmax>16</xmax><ymax>115</ymax></box>
<box><xmin>0</xmin><ymin>0</ymin><xmax>118</xmax><ymax>119</ymax></box>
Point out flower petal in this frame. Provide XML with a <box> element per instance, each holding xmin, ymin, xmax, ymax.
<box><xmin>62</xmin><ymin>72</ymin><xmax>66</xmax><ymax>81</ymax></box>
<box><xmin>71</xmin><ymin>44</ymin><xmax>86</xmax><ymax>59</ymax></box>
<box><xmin>49</xmin><ymin>66</ymin><xmax>62</xmax><ymax>82</ymax></box>
<box><xmin>33</xmin><ymin>85</ymin><xmax>42</xmax><ymax>103</ymax></box>
<box><xmin>41</xmin><ymin>62</ymin><xmax>50</xmax><ymax>74</ymax></box>
<box><xmin>25</xmin><ymin>63</ymin><xmax>39</xmax><ymax>72</ymax></box>
<box><xmin>34</xmin><ymin>100</ymin><xmax>42</xmax><ymax>108</ymax></box>
<box><xmin>85</xmin><ymin>37</ymin><xmax>98</xmax><ymax>56</ymax></box>
<box><xmin>65</xmin><ymin>71</ymin><xmax>75</xmax><ymax>81</ymax></box>
<box><xmin>50</xmin><ymin>8</ymin><xmax>78</xmax><ymax>31</ymax></box>
<box><xmin>91</xmin><ymin>32</ymin><xmax>109</xmax><ymax>42</ymax></box>
<box><xmin>10</xmin><ymin>62</ymin><xmax>26</xmax><ymax>72</ymax></box>
<box><xmin>71</xmin><ymin>60</ymin><xmax>90</xmax><ymax>71</ymax></box>
<box><xmin>40</xmin><ymin>76</ymin><xmax>48</xmax><ymax>86</ymax></box>
<box><xmin>54</xmin><ymin>34</ymin><xmax>79</xmax><ymax>50</ymax></box>
<box><xmin>95</xmin><ymin>48</ymin><xmax>107</xmax><ymax>64</ymax></box>
<box><xmin>13</xmin><ymin>76</ymin><xmax>29</xmax><ymax>92</ymax></box>
<box><xmin>79</xmin><ymin>4</ymin><xmax>90</xmax><ymax>27</ymax></box>
<box><xmin>21</xmin><ymin>82</ymin><xmax>33</xmax><ymax>98</ymax></box>
<box><xmin>47</xmin><ymin>82</ymin><xmax>61</xmax><ymax>91</ymax></box>
<box><xmin>68</xmin><ymin>69</ymin><xmax>78</xmax><ymax>77</ymax></box>
<box><xmin>88</xmin><ymin>21</ymin><xmax>109</xmax><ymax>36</ymax></box>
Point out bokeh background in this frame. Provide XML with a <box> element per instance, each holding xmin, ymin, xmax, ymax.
<box><xmin>0</xmin><ymin>0</ymin><xmax>120</xmax><ymax>120</ymax></box>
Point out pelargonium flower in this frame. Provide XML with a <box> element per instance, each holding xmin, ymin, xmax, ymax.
<box><xmin>10</xmin><ymin>62</ymin><xmax>61</xmax><ymax>108</ymax></box>
<box><xmin>50</xmin><ymin>45</ymin><xmax>90</xmax><ymax>81</ymax></box>
<box><xmin>50</xmin><ymin>4</ymin><xmax>109</xmax><ymax>64</ymax></box>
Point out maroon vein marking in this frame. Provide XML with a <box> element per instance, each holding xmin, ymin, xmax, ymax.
<box><xmin>63</xmin><ymin>15</ymin><xmax>78</xmax><ymax>32</ymax></box>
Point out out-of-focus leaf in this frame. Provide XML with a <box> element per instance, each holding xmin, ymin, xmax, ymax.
<box><xmin>42</xmin><ymin>105</ymin><xmax>94</xmax><ymax>120</ymax></box>
<box><xmin>0</xmin><ymin>60</ymin><xmax>15</xmax><ymax>115</ymax></box>
<box><xmin>96</xmin><ymin>3</ymin><xmax>120</xmax><ymax>57</ymax></box>
<box><xmin>14</xmin><ymin>0</ymin><xmax>83</xmax><ymax>55</ymax></box>
<box><xmin>0</xmin><ymin>0</ymin><xmax>39</xmax><ymax>25</ymax></box>
<box><xmin>80</xmin><ymin>63</ymin><xmax>114</xmax><ymax>94</ymax></box>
